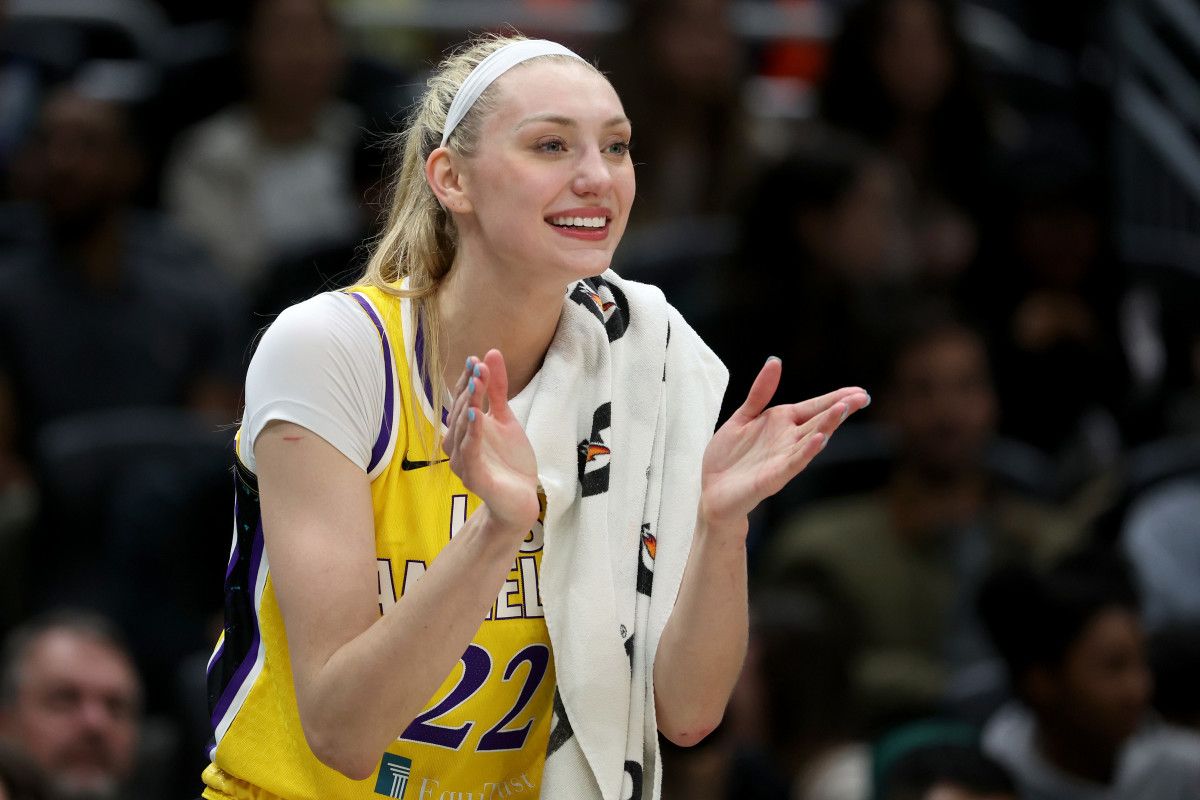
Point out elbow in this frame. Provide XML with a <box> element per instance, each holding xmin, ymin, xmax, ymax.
<box><xmin>658</xmin><ymin>709</ymin><xmax>724</xmax><ymax>748</ymax></box>
<box><xmin>661</xmin><ymin>725</ymin><xmax>717</xmax><ymax>748</ymax></box>
<box><xmin>304</xmin><ymin>723</ymin><xmax>379</xmax><ymax>781</ymax></box>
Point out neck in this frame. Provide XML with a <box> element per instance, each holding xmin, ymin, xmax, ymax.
<box><xmin>438</xmin><ymin>250</ymin><xmax>568</xmax><ymax>398</ymax></box>
<box><xmin>54</xmin><ymin>212</ymin><xmax>124</xmax><ymax>287</ymax></box>
<box><xmin>888</xmin><ymin>464</ymin><xmax>986</xmax><ymax>542</ymax></box>
<box><xmin>1037</xmin><ymin>723</ymin><xmax>1120</xmax><ymax>786</ymax></box>
<box><xmin>252</xmin><ymin>99</ymin><xmax>321</xmax><ymax>144</ymax></box>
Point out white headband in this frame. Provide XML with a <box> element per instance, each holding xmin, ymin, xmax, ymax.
<box><xmin>440</xmin><ymin>39</ymin><xmax>586</xmax><ymax>147</ymax></box>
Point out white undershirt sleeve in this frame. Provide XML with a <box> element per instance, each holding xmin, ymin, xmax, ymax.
<box><xmin>238</xmin><ymin>291</ymin><xmax>385</xmax><ymax>474</ymax></box>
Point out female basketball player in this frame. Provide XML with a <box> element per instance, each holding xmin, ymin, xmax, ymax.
<box><xmin>201</xmin><ymin>34</ymin><xmax>869</xmax><ymax>800</ymax></box>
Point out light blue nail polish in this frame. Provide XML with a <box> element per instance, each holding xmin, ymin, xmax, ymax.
<box><xmin>468</xmin><ymin>408</ymin><xmax>476</xmax><ymax>422</ymax></box>
<box><xmin>466</xmin><ymin>356</ymin><xmax>472</xmax><ymax>370</ymax></box>
<box><xmin>468</xmin><ymin>378</ymin><xmax>475</xmax><ymax>394</ymax></box>
<box><xmin>473</xmin><ymin>364</ymin><xmax>481</xmax><ymax>378</ymax></box>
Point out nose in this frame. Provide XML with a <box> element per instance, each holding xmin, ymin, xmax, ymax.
<box><xmin>77</xmin><ymin>695</ymin><xmax>116</xmax><ymax>735</ymax></box>
<box><xmin>571</xmin><ymin>145</ymin><xmax>612</xmax><ymax>198</ymax></box>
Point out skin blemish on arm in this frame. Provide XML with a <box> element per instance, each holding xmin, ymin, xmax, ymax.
<box><xmin>283</xmin><ymin>436</ymin><xmax>305</xmax><ymax>442</ymax></box>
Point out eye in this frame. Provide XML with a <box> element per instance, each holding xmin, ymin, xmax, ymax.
<box><xmin>536</xmin><ymin>138</ymin><xmax>566</xmax><ymax>154</ymax></box>
<box><xmin>605</xmin><ymin>140</ymin><xmax>631</xmax><ymax>157</ymax></box>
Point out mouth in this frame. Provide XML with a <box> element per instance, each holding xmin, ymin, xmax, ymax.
<box><xmin>545</xmin><ymin>210</ymin><xmax>612</xmax><ymax>241</ymax></box>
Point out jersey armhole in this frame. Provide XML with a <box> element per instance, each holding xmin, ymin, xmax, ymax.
<box><xmin>345</xmin><ymin>290</ymin><xmax>401</xmax><ymax>479</ymax></box>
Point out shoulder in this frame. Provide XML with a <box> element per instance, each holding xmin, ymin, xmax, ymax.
<box><xmin>766</xmin><ymin>494</ymin><xmax>889</xmax><ymax>578</ymax></box>
<box><xmin>259</xmin><ymin>291</ymin><xmax>379</xmax><ymax>356</ymax></box>
<box><xmin>775</xmin><ymin>494</ymin><xmax>889</xmax><ymax>551</ymax></box>
<box><xmin>1128</xmin><ymin>721</ymin><xmax>1200</xmax><ymax>776</ymax></box>
<box><xmin>241</xmin><ymin>291</ymin><xmax>396</xmax><ymax>473</ymax></box>
<box><xmin>169</xmin><ymin>106</ymin><xmax>254</xmax><ymax>169</ymax></box>
<box><xmin>981</xmin><ymin>702</ymin><xmax>1036</xmax><ymax>768</ymax></box>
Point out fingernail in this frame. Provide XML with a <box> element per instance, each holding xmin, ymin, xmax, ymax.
<box><xmin>864</xmin><ymin>393</ymin><xmax>872</xmax><ymax>407</ymax></box>
<box><xmin>468</xmin><ymin>378</ymin><xmax>475</xmax><ymax>394</ymax></box>
<box><xmin>468</xmin><ymin>408</ymin><xmax>476</xmax><ymax>422</ymax></box>
<box><xmin>466</xmin><ymin>356</ymin><xmax>473</xmax><ymax>370</ymax></box>
<box><xmin>473</xmin><ymin>363</ymin><xmax>481</xmax><ymax>378</ymax></box>
<box><xmin>839</xmin><ymin>404</ymin><xmax>848</xmax><ymax>423</ymax></box>
<box><xmin>766</xmin><ymin>355</ymin><xmax>781</xmax><ymax>364</ymax></box>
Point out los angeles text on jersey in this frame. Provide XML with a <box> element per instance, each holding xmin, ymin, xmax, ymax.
<box><xmin>411</xmin><ymin>772</ymin><xmax>537</xmax><ymax>800</ymax></box>
<box><xmin>376</xmin><ymin>494</ymin><xmax>545</xmax><ymax>620</ymax></box>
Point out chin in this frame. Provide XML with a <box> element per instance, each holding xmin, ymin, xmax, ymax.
<box><xmin>54</xmin><ymin>772</ymin><xmax>120</xmax><ymax>800</ymax></box>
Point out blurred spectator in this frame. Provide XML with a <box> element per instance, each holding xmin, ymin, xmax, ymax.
<box><xmin>0</xmin><ymin>85</ymin><xmax>242</xmax><ymax>453</ymax></box>
<box><xmin>249</xmin><ymin>128</ymin><xmax>391</xmax><ymax>320</ymax></box>
<box><xmin>979</xmin><ymin>550</ymin><xmax>1200</xmax><ymax>800</ymax></box>
<box><xmin>163</xmin><ymin>0</ymin><xmax>361</xmax><ymax>288</ymax></box>
<box><xmin>739</xmin><ymin>575</ymin><xmax>868</xmax><ymax>800</ymax></box>
<box><xmin>604</xmin><ymin>0</ymin><xmax>751</xmax><ymax>230</ymax></box>
<box><xmin>967</xmin><ymin>133</ymin><xmax>1130</xmax><ymax>466</ymax></box>
<box><xmin>819</xmin><ymin>0</ymin><xmax>995</xmax><ymax>281</ymax></box>
<box><xmin>0</xmin><ymin>84</ymin><xmax>241</xmax><ymax>714</ymax></box>
<box><xmin>662</xmin><ymin>573</ymin><xmax>867</xmax><ymax>800</ymax></box>
<box><xmin>1121</xmin><ymin>478</ymin><xmax>1200</xmax><ymax>631</ymax></box>
<box><xmin>711</xmin><ymin>135</ymin><xmax>911</xmax><ymax>416</ymax></box>
<box><xmin>0</xmin><ymin>610</ymin><xmax>141</xmax><ymax>800</ymax></box>
<box><xmin>768</xmin><ymin>309</ymin><xmax>1082</xmax><ymax>729</ymax></box>
<box><xmin>884</xmin><ymin>747</ymin><xmax>1015</xmax><ymax>800</ymax></box>
<box><xmin>0</xmin><ymin>742</ymin><xmax>50</xmax><ymax>800</ymax></box>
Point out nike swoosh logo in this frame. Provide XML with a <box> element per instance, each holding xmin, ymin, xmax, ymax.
<box><xmin>400</xmin><ymin>456</ymin><xmax>449</xmax><ymax>471</ymax></box>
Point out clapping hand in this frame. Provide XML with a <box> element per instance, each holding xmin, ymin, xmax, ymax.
<box><xmin>700</xmin><ymin>357</ymin><xmax>870</xmax><ymax>529</ymax></box>
<box><xmin>444</xmin><ymin>350</ymin><xmax>541</xmax><ymax>532</ymax></box>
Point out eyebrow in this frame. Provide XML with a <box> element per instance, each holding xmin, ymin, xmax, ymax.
<box><xmin>514</xmin><ymin>113</ymin><xmax>631</xmax><ymax>131</ymax></box>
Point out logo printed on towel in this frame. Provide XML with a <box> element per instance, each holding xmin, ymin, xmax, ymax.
<box><xmin>577</xmin><ymin>402</ymin><xmax>612</xmax><ymax>497</ymax></box>
<box><xmin>636</xmin><ymin>523</ymin><xmax>656</xmax><ymax>597</ymax></box>
<box><xmin>569</xmin><ymin>277</ymin><xmax>629</xmax><ymax>342</ymax></box>
<box><xmin>374</xmin><ymin>754</ymin><xmax>413</xmax><ymax>798</ymax></box>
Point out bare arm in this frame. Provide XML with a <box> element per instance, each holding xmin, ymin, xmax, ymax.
<box><xmin>654</xmin><ymin>359</ymin><xmax>870</xmax><ymax>745</ymax></box>
<box><xmin>256</xmin><ymin>350</ymin><xmax>539</xmax><ymax>779</ymax></box>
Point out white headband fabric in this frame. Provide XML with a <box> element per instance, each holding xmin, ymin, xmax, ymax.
<box><xmin>440</xmin><ymin>39</ymin><xmax>586</xmax><ymax>147</ymax></box>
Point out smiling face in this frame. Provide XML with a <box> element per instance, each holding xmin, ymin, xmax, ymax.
<box><xmin>451</xmin><ymin>59</ymin><xmax>635</xmax><ymax>286</ymax></box>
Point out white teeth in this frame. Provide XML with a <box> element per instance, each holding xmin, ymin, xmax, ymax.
<box><xmin>551</xmin><ymin>216</ymin><xmax>606</xmax><ymax>228</ymax></box>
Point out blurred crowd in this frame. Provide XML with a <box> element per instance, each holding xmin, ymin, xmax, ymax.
<box><xmin>1</xmin><ymin>0</ymin><xmax>1198</xmax><ymax>798</ymax></box>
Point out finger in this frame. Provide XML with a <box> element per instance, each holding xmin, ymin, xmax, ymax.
<box><xmin>470</xmin><ymin>361</ymin><xmax>491</xmax><ymax>415</ymax></box>
<box><xmin>482</xmin><ymin>349</ymin><xmax>513</xmax><ymax>422</ymax></box>
<box><xmin>794</xmin><ymin>392</ymin><xmax>870</xmax><ymax>447</ymax></box>
<box><xmin>444</xmin><ymin>359</ymin><xmax>479</xmax><ymax>453</ymax></box>
<box><xmin>457</xmin><ymin>404</ymin><xmax>482</xmax><ymax>473</ymax></box>
<box><xmin>447</xmin><ymin>389</ymin><xmax>474</xmax><ymax>459</ymax></box>
<box><xmin>453</xmin><ymin>355</ymin><xmax>476</xmax><ymax>400</ymax></box>
<box><xmin>449</xmin><ymin>405</ymin><xmax>481</xmax><ymax>478</ymax></box>
<box><xmin>734</xmin><ymin>356</ymin><xmax>782</xmax><ymax>423</ymax></box>
<box><xmin>785</xmin><ymin>430</ymin><xmax>828</xmax><ymax>472</ymax></box>
<box><xmin>788</xmin><ymin>386</ymin><xmax>870</xmax><ymax>424</ymax></box>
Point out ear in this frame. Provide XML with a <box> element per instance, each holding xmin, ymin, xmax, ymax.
<box><xmin>425</xmin><ymin>146</ymin><xmax>472</xmax><ymax>215</ymax></box>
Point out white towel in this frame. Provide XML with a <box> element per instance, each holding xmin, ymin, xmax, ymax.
<box><xmin>528</xmin><ymin>270</ymin><xmax>728</xmax><ymax>800</ymax></box>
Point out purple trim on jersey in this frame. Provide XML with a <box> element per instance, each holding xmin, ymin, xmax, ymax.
<box><xmin>414</xmin><ymin>315</ymin><xmax>449</xmax><ymax>425</ymax></box>
<box><xmin>224</xmin><ymin>493</ymin><xmax>240</xmax><ymax>582</ymax></box>
<box><xmin>349</xmin><ymin>293</ymin><xmax>396</xmax><ymax>472</ymax></box>
<box><xmin>206</xmin><ymin>638</ymin><xmax>226</xmax><ymax>679</ymax></box>
<box><xmin>209</xmin><ymin>522</ymin><xmax>265</xmax><ymax>730</ymax></box>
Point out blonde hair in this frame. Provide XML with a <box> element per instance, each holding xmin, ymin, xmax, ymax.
<box><xmin>359</xmin><ymin>33</ymin><xmax>599</xmax><ymax>449</ymax></box>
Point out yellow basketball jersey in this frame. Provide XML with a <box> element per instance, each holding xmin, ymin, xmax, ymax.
<box><xmin>202</xmin><ymin>286</ymin><xmax>555</xmax><ymax>800</ymax></box>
